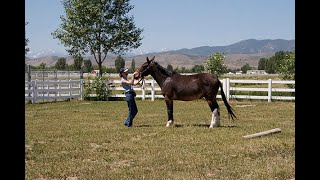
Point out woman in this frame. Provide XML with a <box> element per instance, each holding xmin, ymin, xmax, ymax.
<box><xmin>119</xmin><ymin>68</ymin><xmax>140</xmax><ymax>127</ymax></box>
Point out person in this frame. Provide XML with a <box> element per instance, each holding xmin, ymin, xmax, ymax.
<box><xmin>119</xmin><ymin>68</ymin><xmax>140</xmax><ymax>127</ymax></box>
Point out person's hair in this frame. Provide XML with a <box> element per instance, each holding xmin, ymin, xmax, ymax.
<box><xmin>119</xmin><ymin>73</ymin><xmax>122</xmax><ymax>77</ymax></box>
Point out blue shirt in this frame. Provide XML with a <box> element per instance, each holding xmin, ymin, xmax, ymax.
<box><xmin>121</xmin><ymin>77</ymin><xmax>133</xmax><ymax>93</ymax></box>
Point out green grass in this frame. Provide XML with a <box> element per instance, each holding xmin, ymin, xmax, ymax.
<box><xmin>25</xmin><ymin>99</ymin><xmax>295</xmax><ymax>179</ymax></box>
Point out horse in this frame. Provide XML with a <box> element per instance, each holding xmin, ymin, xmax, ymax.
<box><xmin>135</xmin><ymin>56</ymin><xmax>236</xmax><ymax>128</ymax></box>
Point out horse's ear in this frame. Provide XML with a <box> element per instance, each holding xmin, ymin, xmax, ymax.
<box><xmin>146</xmin><ymin>57</ymin><xmax>150</xmax><ymax>64</ymax></box>
<box><xmin>151</xmin><ymin>56</ymin><xmax>155</xmax><ymax>61</ymax></box>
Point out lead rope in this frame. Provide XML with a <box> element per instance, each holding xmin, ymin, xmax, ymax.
<box><xmin>138</xmin><ymin>77</ymin><xmax>144</xmax><ymax>84</ymax></box>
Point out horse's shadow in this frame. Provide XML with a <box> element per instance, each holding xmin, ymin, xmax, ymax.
<box><xmin>136</xmin><ymin>124</ymin><xmax>237</xmax><ymax>128</ymax></box>
<box><xmin>191</xmin><ymin>124</ymin><xmax>238</xmax><ymax>128</ymax></box>
<box><xmin>135</xmin><ymin>124</ymin><xmax>163</xmax><ymax>128</ymax></box>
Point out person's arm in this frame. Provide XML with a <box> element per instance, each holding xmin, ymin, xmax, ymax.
<box><xmin>121</xmin><ymin>72</ymin><xmax>140</xmax><ymax>86</ymax></box>
<box><xmin>131</xmin><ymin>72</ymin><xmax>141</xmax><ymax>85</ymax></box>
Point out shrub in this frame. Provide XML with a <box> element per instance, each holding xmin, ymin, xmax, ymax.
<box><xmin>83</xmin><ymin>75</ymin><xmax>111</xmax><ymax>101</ymax></box>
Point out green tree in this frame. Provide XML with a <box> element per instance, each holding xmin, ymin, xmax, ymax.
<box><xmin>258</xmin><ymin>58</ymin><xmax>268</xmax><ymax>70</ymax></box>
<box><xmin>240</xmin><ymin>63</ymin><xmax>252</xmax><ymax>74</ymax></box>
<box><xmin>83</xmin><ymin>59</ymin><xmax>93</xmax><ymax>73</ymax></box>
<box><xmin>192</xmin><ymin>64</ymin><xmax>204</xmax><ymax>73</ymax></box>
<box><xmin>106</xmin><ymin>67</ymin><xmax>117</xmax><ymax>73</ymax></box>
<box><xmin>55</xmin><ymin>57</ymin><xmax>67</xmax><ymax>70</ymax></box>
<box><xmin>265</xmin><ymin>57</ymin><xmax>277</xmax><ymax>74</ymax></box>
<box><xmin>205</xmin><ymin>52</ymin><xmax>227</xmax><ymax>76</ymax></box>
<box><xmin>277</xmin><ymin>51</ymin><xmax>295</xmax><ymax>81</ymax></box>
<box><xmin>115</xmin><ymin>55</ymin><xmax>125</xmax><ymax>73</ymax></box>
<box><xmin>52</xmin><ymin>0</ymin><xmax>143</xmax><ymax>77</ymax></box>
<box><xmin>73</xmin><ymin>56</ymin><xmax>84</xmax><ymax>70</ymax></box>
<box><xmin>264</xmin><ymin>51</ymin><xmax>287</xmax><ymax>74</ymax></box>
<box><xmin>38</xmin><ymin>63</ymin><xmax>46</xmax><ymax>70</ymax></box>
<box><xmin>130</xmin><ymin>59</ymin><xmax>135</xmax><ymax>72</ymax></box>
<box><xmin>274</xmin><ymin>51</ymin><xmax>286</xmax><ymax>66</ymax></box>
<box><xmin>180</xmin><ymin>67</ymin><xmax>187</xmax><ymax>73</ymax></box>
<box><xmin>167</xmin><ymin>64</ymin><xmax>173</xmax><ymax>72</ymax></box>
<box><xmin>25</xmin><ymin>22</ymin><xmax>29</xmax><ymax>55</ymax></box>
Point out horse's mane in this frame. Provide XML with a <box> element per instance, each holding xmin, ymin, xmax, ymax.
<box><xmin>155</xmin><ymin>62</ymin><xmax>179</xmax><ymax>77</ymax></box>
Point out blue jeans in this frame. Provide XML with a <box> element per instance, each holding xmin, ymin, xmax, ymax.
<box><xmin>124</xmin><ymin>93</ymin><xmax>138</xmax><ymax>127</ymax></box>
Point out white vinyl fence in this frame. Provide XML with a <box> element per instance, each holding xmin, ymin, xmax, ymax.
<box><xmin>224</xmin><ymin>79</ymin><xmax>295</xmax><ymax>102</ymax></box>
<box><xmin>25</xmin><ymin>79</ymin><xmax>83</xmax><ymax>103</ymax></box>
<box><xmin>106</xmin><ymin>78</ymin><xmax>295</xmax><ymax>102</ymax></box>
<box><xmin>25</xmin><ymin>78</ymin><xmax>295</xmax><ymax>103</ymax></box>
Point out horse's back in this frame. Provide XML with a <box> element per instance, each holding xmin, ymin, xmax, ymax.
<box><xmin>174</xmin><ymin>73</ymin><xmax>219</xmax><ymax>85</ymax></box>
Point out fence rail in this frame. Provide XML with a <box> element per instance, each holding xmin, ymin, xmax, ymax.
<box><xmin>226</xmin><ymin>79</ymin><xmax>295</xmax><ymax>102</ymax></box>
<box><xmin>89</xmin><ymin>78</ymin><xmax>295</xmax><ymax>102</ymax></box>
<box><xmin>25</xmin><ymin>79</ymin><xmax>83</xmax><ymax>103</ymax></box>
<box><xmin>25</xmin><ymin>78</ymin><xmax>295</xmax><ymax>103</ymax></box>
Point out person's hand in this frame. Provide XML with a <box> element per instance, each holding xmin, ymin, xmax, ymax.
<box><xmin>133</xmin><ymin>71</ymin><xmax>140</xmax><ymax>80</ymax></box>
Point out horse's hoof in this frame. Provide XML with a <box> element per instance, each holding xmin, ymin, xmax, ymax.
<box><xmin>166</xmin><ymin>120</ymin><xmax>173</xmax><ymax>127</ymax></box>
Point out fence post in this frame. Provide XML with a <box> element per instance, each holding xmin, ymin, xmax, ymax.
<box><xmin>54</xmin><ymin>70</ymin><xmax>57</xmax><ymax>100</ymax></box>
<box><xmin>151</xmin><ymin>79</ymin><xmax>155</xmax><ymax>101</ymax></box>
<box><xmin>226</xmin><ymin>78</ymin><xmax>230</xmax><ymax>101</ymax></box>
<box><xmin>268</xmin><ymin>79</ymin><xmax>272</xmax><ymax>102</ymax></box>
<box><xmin>142</xmin><ymin>80</ymin><xmax>145</xmax><ymax>100</ymax></box>
<box><xmin>33</xmin><ymin>80</ymin><xmax>38</xmax><ymax>104</ymax></box>
<box><xmin>80</xmin><ymin>79</ymin><xmax>83</xmax><ymax>100</ymax></box>
<box><xmin>69</xmin><ymin>79</ymin><xmax>72</xmax><ymax>97</ymax></box>
<box><xmin>47</xmin><ymin>83</ymin><xmax>49</xmax><ymax>97</ymax></box>
<box><xmin>222</xmin><ymin>78</ymin><xmax>226</xmax><ymax>100</ymax></box>
<box><xmin>27</xmin><ymin>65</ymin><xmax>32</xmax><ymax>103</ymax></box>
<box><xmin>58</xmin><ymin>80</ymin><xmax>61</xmax><ymax>97</ymax></box>
<box><xmin>80</xmin><ymin>69</ymin><xmax>84</xmax><ymax>100</ymax></box>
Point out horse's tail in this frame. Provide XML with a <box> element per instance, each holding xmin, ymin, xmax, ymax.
<box><xmin>219</xmin><ymin>80</ymin><xmax>237</xmax><ymax>120</ymax></box>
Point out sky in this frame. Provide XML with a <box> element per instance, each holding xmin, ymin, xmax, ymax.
<box><xmin>25</xmin><ymin>0</ymin><xmax>295</xmax><ymax>56</ymax></box>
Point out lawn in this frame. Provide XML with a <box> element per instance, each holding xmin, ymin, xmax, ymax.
<box><xmin>25</xmin><ymin>99</ymin><xmax>295</xmax><ymax>179</ymax></box>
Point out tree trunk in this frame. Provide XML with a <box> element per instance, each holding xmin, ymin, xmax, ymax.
<box><xmin>98</xmin><ymin>62</ymin><xmax>103</xmax><ymax>77</ymax></box>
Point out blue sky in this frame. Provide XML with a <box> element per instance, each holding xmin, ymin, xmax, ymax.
<box><xmin>25</xmin><ymin>0</ymin><xmax>295</xmax><ymax>55</ymax></box>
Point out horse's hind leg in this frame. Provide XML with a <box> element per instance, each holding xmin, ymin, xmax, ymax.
<box><xmin>165</xmin><ymin>97</ymin><xmax>174</xmax><ymax>127</ymax></box>
<box><xmin>206</xmin><ymin>99</ymin><xmax>220</xmax><ymax>128</ymax></box>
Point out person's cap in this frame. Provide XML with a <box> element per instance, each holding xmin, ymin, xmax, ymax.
<box><xmin>119</xmin><ymin>68</ymin><xmax>129</xmax><ymax>74</ymax></box>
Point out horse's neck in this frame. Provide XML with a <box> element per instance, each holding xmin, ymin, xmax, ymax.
<box><xmin>151</xmin><ymin>71</ymin><xmax>170</xmax><ymax>88</ymax></box>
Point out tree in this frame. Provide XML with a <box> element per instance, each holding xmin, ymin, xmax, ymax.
<box><xmin>73</xmin><ymin>56</ymin><xmax>84</xmax><ymax>70</ymax></box>
<box><xmin>83</xmin><ymin>59</ymin><xmax>93</xmax><ymax>73</ymax></box>
<box><xmin>205</xmin><ymin>52</ymin><xmax>228</xmax><ymax>76</ymax></box>
<box><xmin>55</xmin><ymin>57</ymin><xmax>67</xmax><ymax>70</ymax></box>
<box><xmin>180</xmin><ymin>66</ymin><xmax>187</xmax><ymax>73</ymax></box>
<box><xmin>240</xmin><ymin>63</ymin><xmax>252</xmax><ymax>74</ymax></box>
<box><xmin>265</xmin><ymin>57</ymin><xmax>277</xmax><ymax>74</ymax></box>
<box><xmin>130</xmin><ymin>59</ymin><xmax>135</xmax><ymax>72</ymax></box>
<box><xmin>25</xmin><ymin>22</ymin><xmax>29</xmax><ymax>55</ymax></box>
<box><xmin>258</xmin><ymin>58</ymin><xmax>268</xmax><ymax>70</ymax></box>
<box><xmin>192</xmin><ymin>64</ymin><xmax>204</xmax><ymax>73</ymax></box>
<box><xmin>52</xmin><ymin>0</ymin><xmax>143</xmax><ymax>77</ymax></box>
<box><xmin>277</xmin><ymin>51</ymin><xmax>295</xmax><ymax>81</ymax></box>
<box><xmin>167</xmin><ymin>64</ymin><xmax>173</xmax><ymax>72</ymax></box>
<box><xmin>38</xmin><ymin>63</ymin><xmax>46</xmax><ymax>70</ymax></box>
<box><xmin>115</xmin><ymin>55</ymin><xmax>125</xmax><ymax>73</ymax></box>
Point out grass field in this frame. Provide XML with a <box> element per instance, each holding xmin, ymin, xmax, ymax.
<box><xmin>25</xmin><ymin>99</ymin><xmax>295</xmax><ymax>179</ymax></box>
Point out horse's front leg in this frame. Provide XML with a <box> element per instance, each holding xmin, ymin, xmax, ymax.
<box><xmin>165</xmin><ymin>97</ymin><xmax>174</xmax><ymax>127</ymax></box>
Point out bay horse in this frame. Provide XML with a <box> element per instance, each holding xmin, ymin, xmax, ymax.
<box><xmin>135</xmin><ymin>56</ymin><xmax>236</xmax><ymax>128</ymax></box>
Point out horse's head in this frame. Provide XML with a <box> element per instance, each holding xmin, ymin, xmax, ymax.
<box><xmin>135</xmin><ymin>56</ymin><xmax>156</xmax><ymax>79</ymax></box>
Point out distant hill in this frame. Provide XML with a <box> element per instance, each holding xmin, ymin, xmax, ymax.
<box><xmin>25</xmin><ymin>39</ymin><xmax>294</xmax><ymax>69</ymax></box>
<box><xmin>163</xmin><ymin>39</ymin><xmax>295</xmax><ymax>56</ymax></box>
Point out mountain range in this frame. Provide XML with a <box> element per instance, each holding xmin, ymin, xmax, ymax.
<box><xmin>25</xmin><ymin>39</ymin><xmax>295</xmax><ymax>69</ymax></box>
